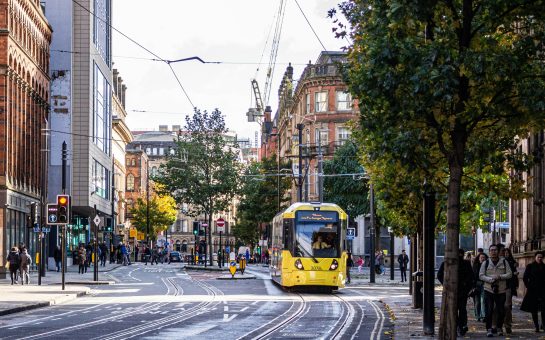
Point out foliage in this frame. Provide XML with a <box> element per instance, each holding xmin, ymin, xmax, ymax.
<box><xmin>323</xmin><ymin>140</ymin><xmax>369</xmax><ymax>218</ymax></box>
<box><xmin>234</xmin><ymin>155</ymin><xmax>291</xmax><ymax>245</ymax></box>
<box><xmin>154</xmin><ymin>108</ymin><xmax>240</xmax><ymax>218</ymax></box>
<box><xmin>129</xmin><ymin>193</ymin><xmax>177</xmax><ymax>240</ymax></box>
<box><xmin>331</xmin><ymin>1</ymin><xmax>545</xmax><ymax>338</ymax></box>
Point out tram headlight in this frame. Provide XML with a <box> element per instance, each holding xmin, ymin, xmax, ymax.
<box><xmin>329</xmin><ymin>259</ymin><xmax>339</xmax><ymax>270</ymax></box>
<box><xmin>294</xmin><ymin>259</ymin><xmax>304</xmax><ymax>270</ymax></box>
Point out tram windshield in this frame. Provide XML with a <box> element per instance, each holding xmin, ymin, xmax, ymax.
<box><xmin>295</xmin><ymin>222</ymin><xmax>339</xmax><ymax>258</ymax></box>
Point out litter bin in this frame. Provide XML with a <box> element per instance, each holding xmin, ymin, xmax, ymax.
<box><xmin>412</xmin><ymin>271</ymin><xmax>423</xmax><ymax>309</ymax></box>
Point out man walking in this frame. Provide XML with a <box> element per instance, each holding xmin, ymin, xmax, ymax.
<box><xmin>397</xmin><ymin>250</ymin><xmax>409</xmax><ymax>282</ymax></box>
<box><xmin>480</xmin><ymin>244</ymin><xmax>513</xmax><ymax>337</ymax></box>
<box><xmin>7</xmin><ymin>247</ymin><xmax>20</xmax><ymax>284</ymax></box>
<box><xmin>438</xmin><ymin>248</ymin><xmax>475</xmax><ymax>336</ymax></box>
<box><xmin>19</xmin><ymin>248</ymin><xmax>32</xmax><ymax>285</ymax></box>
<box><xmin>53</xmin><ymin>245</ymin><xmax>62</xmax><ymax>272</ymax></box>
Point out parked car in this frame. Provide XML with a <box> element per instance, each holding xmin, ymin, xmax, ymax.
<box><xmin>169</xmin><ymin>251</ymin><xmax>182</xmax><ymax>262</ymax></box>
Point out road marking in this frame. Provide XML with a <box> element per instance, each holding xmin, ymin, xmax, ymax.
<box><xmin>223</xmin><ymin>314</ymin><xmax>238</xmax><ymax>322</ymax></box>
<box><xmin>224</xmin><ymin>306</ymin><xmax>228</xmax><ymax>312</ymax></box>
<box><xmin>239</xmin><ymin>306</ymin><xmax>249</xmax><ymax>312</ymax></box>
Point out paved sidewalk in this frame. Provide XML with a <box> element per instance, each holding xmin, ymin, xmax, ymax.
<box><xmin>0</xmin><ymin>262</ymin><xmax>122</xmax><ymax>316</ymax></box>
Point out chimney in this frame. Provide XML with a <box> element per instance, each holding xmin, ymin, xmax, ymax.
<box><xmin>172</xmin><ymin>125</ymin><xmax>181</xmax><ymax>132</ymax></box>
<box><xmin>121</xmin><ymin>85</ymin><xmax>127</xmax><ymax>108</ymax></box>
<box><xmin>159</xmin><ymin>125</ymin><xmax>168</xmax><ymax>132</ymax></box>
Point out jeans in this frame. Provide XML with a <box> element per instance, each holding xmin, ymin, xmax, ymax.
<box><xmin>9</xmin><ymin>265</ymin><xmax>18</xmax><ymax>284</ymax></box>
<box><xmin>400</xmin><ymin>269</ymin><xmax>407</xmax><ymax>282</ymax></box>
<box><xmin>20</xmin><ymin>265</ymin><xmax>30</xmax><ymax>284</ymax></box>
<box><xmin>504</xmin><ymin>289</ymin><xmax>513</xmax><ymax>329</ymax></box>
<box><xmin>55</xmin><ymin>260</ymin><xmax>61</xmax><ymax>272</ymax></box>
<box><xmin>474</xmin><ymin>285</ymin><xmax>486</xmax><ymax>320</ymax></box>
<box><xmin>485</xmin><ymin>291</ymin><xmax>506</xmax><ymax>331</ymax></box>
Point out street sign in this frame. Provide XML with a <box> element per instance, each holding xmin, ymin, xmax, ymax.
<box><xmin>33</xmin><ymin>226</ymin><xmax>41</xmax><ymax>233</ymax></box>
<box><xmin>93</xmin><ymin>215</ymin><xmax>101</xmax><ymax>226</ymax></box>
<box><xmin>42</xmin><ymin>227</ymin><xmax>50</xmax><ymax>233</ymax></box>
<box><xmin>217</xmin><ymin>218</ymin><xmax>225</xmax><ymax>233</ymax></box>
<box><xmin>346</xmin><ymin>227</ymin><xmax>356</xmax><ymax>240</ymax></box>
<box><xmin>46</xmin><ymin>204</ymin><xmax>58</xmax><ymax>225</ymax></box>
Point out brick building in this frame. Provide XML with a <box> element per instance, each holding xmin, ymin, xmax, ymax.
<box><xmin>269</xmin><ymin>51</ymin><xmax>358</xmax><ymax>203</ymax></box>
<box><xmin>0</xmin><ymin>0</ymin><xmax>52</xmax><ymax>278</ymax></box>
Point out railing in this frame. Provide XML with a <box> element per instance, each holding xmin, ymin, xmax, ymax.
<box><xmin>511</xmin><ymin>237</ymin><xmax>545</xmax><ymax>254</ymax></box>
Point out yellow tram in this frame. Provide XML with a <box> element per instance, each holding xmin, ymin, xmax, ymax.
<box><xmin>269</xmin><ymin>202</ymin><xmax>349</xmax><ymax>291</ymax></box>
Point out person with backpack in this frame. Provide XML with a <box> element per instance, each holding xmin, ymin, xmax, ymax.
<box><xmin>7</xmin><ymin>247</ymin><xmax>20</xmax><ymax>285</ymax></box>
<box><xmin>521</xmin><ymin>251</ymin><xmax>545</xmax><ymax>332</ymax></box>
<box><xmin>480</xmin><ymin>244</ymin><xmax>513</xmax><ymax>337</ymax></box>
<box><xmin>438</xmin><ymin>248</ymin><xmax>475</xmax><ymax>336</ymax></box>
<box><xmin>19</xmin><ymin>248</ymin><xmax>32</xmax><ymax>285</ymax></box>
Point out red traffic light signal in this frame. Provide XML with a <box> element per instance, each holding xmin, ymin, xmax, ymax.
<box><xmin>56</xmin><ymin>194</ymin><xmax>70</xmax><ymax>224</ymax></box>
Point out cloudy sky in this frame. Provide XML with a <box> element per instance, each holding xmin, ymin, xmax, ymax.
<box><xmin>112</xmin><ymin>0</ymin><xmax>346</xmax><ymax>142</ymax></box>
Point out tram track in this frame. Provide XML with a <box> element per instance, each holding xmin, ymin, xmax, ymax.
<box><xmin>348</xmin><ymin>288</ymin><xmax>387</xmax><ymax>340</ymax></box>
<box><xmin>97</xmin><ymin>276</ymin><xmax>224</xmax><ymax>340</ymax></box>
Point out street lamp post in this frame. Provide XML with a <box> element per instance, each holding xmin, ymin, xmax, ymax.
<box><xmin>369</xmin><ymin>182</ymin><xmax>376</xmax><ymax>284</ymax></box>
<box><xmin>145</xmin><ymin>158</ymin><xmax>150</xmax><ymax>246</ymax></box>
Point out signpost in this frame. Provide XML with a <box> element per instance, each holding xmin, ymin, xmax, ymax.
<box><xmin>346</xmin><ymin>227</ymin><xmax>355</xmax><ymax>240</ymax></box>
<box><xmin>93</xmin><ymin>209</ymin><xmax>100</xmax><ymax>282</ymax></box>
<box><xmin>217</xmin><ymin>218</ymin><xmax>225</xmax><ymax>268</ymax></box>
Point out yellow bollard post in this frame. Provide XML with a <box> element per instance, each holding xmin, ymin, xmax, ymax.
<box><xmin>36</xmin><ymin>252</ymin><xmax>40</xmax><ymax>265</ymax></box>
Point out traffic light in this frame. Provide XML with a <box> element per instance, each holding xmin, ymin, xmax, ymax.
<box><xmin>193</xmin><ymin>221</ymin><xmax>199</xmax><ymax>235</ymax></box>
<box><xmin>56</xmin><ymin>194</ymin><xmax>70</xmax><ymax>224</ymax></box>
<box><xmin>30</xmin><ymin>203</ymin><xmax>38</xmax><ymax>225</ymax></box>
<box><xmin>256</xmin><ymin>246</ymin><xmax>261</xmax><ymax>255</ymax></box>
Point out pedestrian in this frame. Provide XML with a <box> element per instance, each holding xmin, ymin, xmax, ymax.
<box><xmin>346</xmin><ymin>252</ymin><xmax>353</xmax><ymax>284</ymax></box>
<box><xmin>521</xmin><ymin>251</ymin><xmax>545</xmax><ymax>332</ymax></box>
<box><xmin>19</xmin><ymin>248</ymin><xmax>32</xmax><ymax>285</ymax></box>
<box><xmin>501</xmin><ymin>247</ymin><xmax>518</xmax><ymax>334</ymax></box>
<box><xmin>356</xmin><ymin>256</ymin><xmax>364</xmax><ymax>274</ymax></box>
<box><xmin>78</xmin><ymin>244</ymin><xmax>86</xmax><ymax>274</ymax></box>
<box><xmin>135</xmin><ymin>244</ymin><xmax>140</xmax><ymax>262</ymax></box>
<box><xmin>99</xmin><ymin>243</ymin><xmax>108</xmax><ymax>267</ymax></box>
<box><xmin>397</xmin><ymin>250</ymin><xmax>409</xmax><ymax>282</ymax></box>
<box><xmin>472</xmin><ymin>252</ymin><xmax>488</xmax><ymax>322</ymax></box>
<box><xmin>7</xmin><ymin>246</ymin><xmax>20</xmax><ymax>285</ymax></box>
<box><xmin>151</xmin><ymin>247</ymin><xmax>159</xmax><ymax>265</ymax></box>
<box><xmin>121</xmin><ymin>243</ymin><xmax>129</xmax><ymax>265</ymax></box>
<box><xmin>53</xmin><ymin>245</ymin><xmax>62</xmax><ymax>272</ymax></box>
<box><xmin>479</xmin><ymin>244</ymin><xmax>513</xmax><ymax>337</ymax></box>
<box><xmin>144</xmin><ymin>246</ymin><xmax>151</xmax><ymax>265</ymax></box>
<box><xmin>438</xmin><ymin>248</ymin><xmax>475</xmax><ymax>336</ymax></box>
<box><xmin>85</xmin><ymin>243</ymin><xmax>92</xmax><ymax>272</ymax></box>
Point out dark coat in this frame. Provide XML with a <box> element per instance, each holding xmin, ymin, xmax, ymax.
<box><xmin>397</xmin><ymin>254</ymin><xmax>409</xmax><ymax>269</ymax></box>
<box><xmin>521</xmin><ymin>261</ymin><xmax>545</xmax><ymax>313</ymax></box>
<box><xmin>437</xmin><ymin>257</ymin><xmax>475</xmax><ymax>297</ymax></box>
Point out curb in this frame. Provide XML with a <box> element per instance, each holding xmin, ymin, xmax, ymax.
<box><xmin>184</xmin><ymin>265</ymin><xmax>229</xmax><ymax>272</ymax></box>
<box><xmin>217</xmin><ymin>275</ymin><xmax>257</xmax><ymax>280</ymax></box>
<box><xmin>0</xmin><ymin>288</ymin><xmax>89</xmax><ymax>316</ymax></box>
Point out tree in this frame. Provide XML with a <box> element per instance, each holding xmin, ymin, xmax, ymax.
<box><xmin>323</xmin><ymin>140</ymin><xmax>369</xmax><ymax>218</ymax></box>
<box><xmin>154</xmin><ymin>108</ymin><xmax>240</xmax><ymax>266</ymax></box>
<box><xmin>234</xmin><ymin>155</ymin><xmax>291</xmax><ymax>245</ymax></box>
<box><xmin>129</xmin><ymin>194</ymin><xmax>177</xmax><ymax>240</ymax></box>
<box><xmin>332</xmin><ymin>1</ymin><xmax>545</xmax><ymax>338</ymax></box>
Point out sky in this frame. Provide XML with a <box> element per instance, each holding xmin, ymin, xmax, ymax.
<box><xmin>112</xmin><ymin>0</ymin><xmax>347</xmax><ymax>143</ymax></box>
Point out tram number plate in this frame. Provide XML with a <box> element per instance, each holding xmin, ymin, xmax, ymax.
<box><xmin>311</xmin><ymin>266</ymin><xmax>321</xmax><ymax>270</ymax></box>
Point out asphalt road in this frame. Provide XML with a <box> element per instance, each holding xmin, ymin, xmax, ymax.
<box><xmin>0</xmin><ymin>263</ymin><xmax>393</xmax><ymax>339</ymax></box>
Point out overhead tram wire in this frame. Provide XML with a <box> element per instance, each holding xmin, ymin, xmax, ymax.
<box><xmin>293</xmin><ymin>0</ymin><xmax>328</xmax><ymax>52</ymax></box>
<box><xmin>71</xmin><ymin>0</ymin><xmax>196</xmax><ymax>108</ymax></box>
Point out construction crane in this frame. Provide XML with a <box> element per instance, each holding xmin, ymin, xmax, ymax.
<box><xmin>247</xmin><ymin>79</ymin><xmax>264</xmax><ymax>123</ymax></box>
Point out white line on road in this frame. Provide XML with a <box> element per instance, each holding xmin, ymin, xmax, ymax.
<box><xmin>223</xmin><ymin>314</ymin><xmax>238</xmax><ymax>322</ymax></box>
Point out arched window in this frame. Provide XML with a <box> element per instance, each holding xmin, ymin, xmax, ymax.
<box><xmin>151</xmin><ymin>166</ymin><xmax>158</xmax><ymax>177</ymax></box>
<box><xmin>126</xmin><ymin>174</ymin><xmax>135</xmax><ymax>191</ymax></box>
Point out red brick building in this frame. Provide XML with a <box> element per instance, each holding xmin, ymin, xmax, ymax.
<box><xmin>0</xmin><ymin>0</ymin><xmax>52</xmax><ymax>277</ymax></box>
<box><xmin>268</xmin><ymin>51</ymin><xmax>358</xmax><ymax>203</ymax></box>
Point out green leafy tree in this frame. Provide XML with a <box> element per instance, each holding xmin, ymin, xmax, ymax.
<box><xmin>154</xmin><ymin>108</ymin><xmax>240</xmax><ymax>266</ymax></box>
<box><xmin>332</xmin><ymin>1</ymin><xmax>545</xmax><ymax>337</ymax></box>
<box><xmin>323</xmin><ymin>140</ymin><xmax>369</xmax><ymax>218</ymax></box>
<box><xmin>234</xmin><ymin>155</ymin><xmax>291</xmax><ymax>245</ymax></box>
<box><xmin>129</xmin><ymin>194</ymin><xmax>177</xmax><ymax>240</ymax></box>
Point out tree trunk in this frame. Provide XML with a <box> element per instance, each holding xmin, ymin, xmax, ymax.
<box><xmin>438</xmin><ymin>155</ymin><xmax>464</xmax><ymax>339</ymax></box>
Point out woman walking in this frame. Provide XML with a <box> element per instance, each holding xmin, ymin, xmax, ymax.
<box><xmin>521</xmin><ymin>251</ymin><xmax>545</xmax><ymax>332</ymax></box>
<box><xmin>472</xmin><ymin>252</ymin><xmax>488</xmax><ymax>321</ymax></box>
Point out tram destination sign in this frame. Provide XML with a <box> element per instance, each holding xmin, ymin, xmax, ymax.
<box><xmin>297</xmin><ymin>211</ymin><xmax>338</xmax><ymax>222</ymax></box>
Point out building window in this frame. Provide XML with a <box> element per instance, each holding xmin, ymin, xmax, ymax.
<box><xmin>306</xmin><ymin>93</ymin><xmax>311</xmax><ymax>113</ymax></box>
<box><xmin>132</xmin><ymin>159</ymin><xmax>136</xmax><ymax>166</ymax></box>
<box><xmin>153</xmin><ymin>148</ymin><xmax>158</xmax><ymax>155</ymax></box>
<box><xmin>336</xmin><ymin>91</ymin><xmax>352</xmax><ymax>111</ymax></box>
<box><xmin>92</xmin><ymin>159</ymin><xmax>110</xmax><ymax>199</ymax></box>
<box><xmin>93</xmin><ymin>64</ymin><xmax>111</xmax><ymax>154</ymax></box>
<box><xmin>159</xmin><ymin>148</ymin><xmax>164</xmax><ymax>156</ymax></box>
<box><xmin>337</xmin><ymin>127</ymin><xmax>351</xmax><ymax>145</ymax></box>
<box><xmin>126</xmin><ymin>174</ymin><xmax>135</xmax><ymax>191</ymax></box>
<box><xmin>315</xmin><ymin>129</ymin><xmax>328</xmax><ymax>147</ymax></box>
<box><xmin>151</xmin><ymin>166</ymin><xmax>158</xmax><ymax>177</ymax></box>
<box><xmin>146</xmin><ymin>148</ymin><xmax>151</xmax><ymax>155</ymax></box>
<box><xmin>93</xmin><ymin>0</ymin><xmax>111</xmax><ymax>65</ymax></box>
<box><xmin>315</xmin><ymin>92</ymin><xmax>328</xmax><ymax>112</ymax></box>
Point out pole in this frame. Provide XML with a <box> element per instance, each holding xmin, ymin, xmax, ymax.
<box><xmin>61</xmin><ymin>141</ymin><xmax>67</xmax><ymax>291</ymax></box>
<box><xmin>277</xmin><ymin>134</ymin><xmax>280</xmax><ymax>211</ymax></box>
<box><xmin>423</xmin><ymin>187</ymin><xmax>435</xmax><ymax>335</ymax></box>
<box><xmin>409</xmin><ymin>235</ymin><xmax>415</xmax><ymax>296</ymax></box>
<box><xmin>146</xmin><ymin>158</ymin><xmax>150</xmax><ymax>246</ymax></box>
<box><xmin>369</xmin><ymin>182</ymin><xmax>375</xmax><ymax>284</ymax></box>
<box><xmin>390</xmin><ymin>232</ymin><xmax>395</xmax><ymax>280</ymax></box>
<box><xmin>93</xmin><ymin>205</ymin><xmax>99</xmax><ymax>281</ymax></box>
<box><xmin>297</xmin><ymin>123</ymin><xmax>303</xmax><ymax>202</ymax></box>
<box><xmin>219</xmin><ymin>231</ymin><xmax>222</xmax><ymax>268</ymax></box>
<box><xmin>111</xmin><ymin>155</ymin><xmax>116</xmax><ymax>259</ymax></box>
<box><xmin>318</xmin><ymin>133</ymin><xmax>323</xmax><ymax>203</ymax></box>
<box><xmin>39</xmin><ymin>124</ymin><xmax>49</xmax><ymax>281</ymax></box>
<box><xmin>204</xmin><ymin>214</ymin><xmax>208</xmax><ymax>268</ymax></box>
<box><xmin>492</xmin><ymin>208</ymin><xmax>497</xmax><ymax>245</ymax></box>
